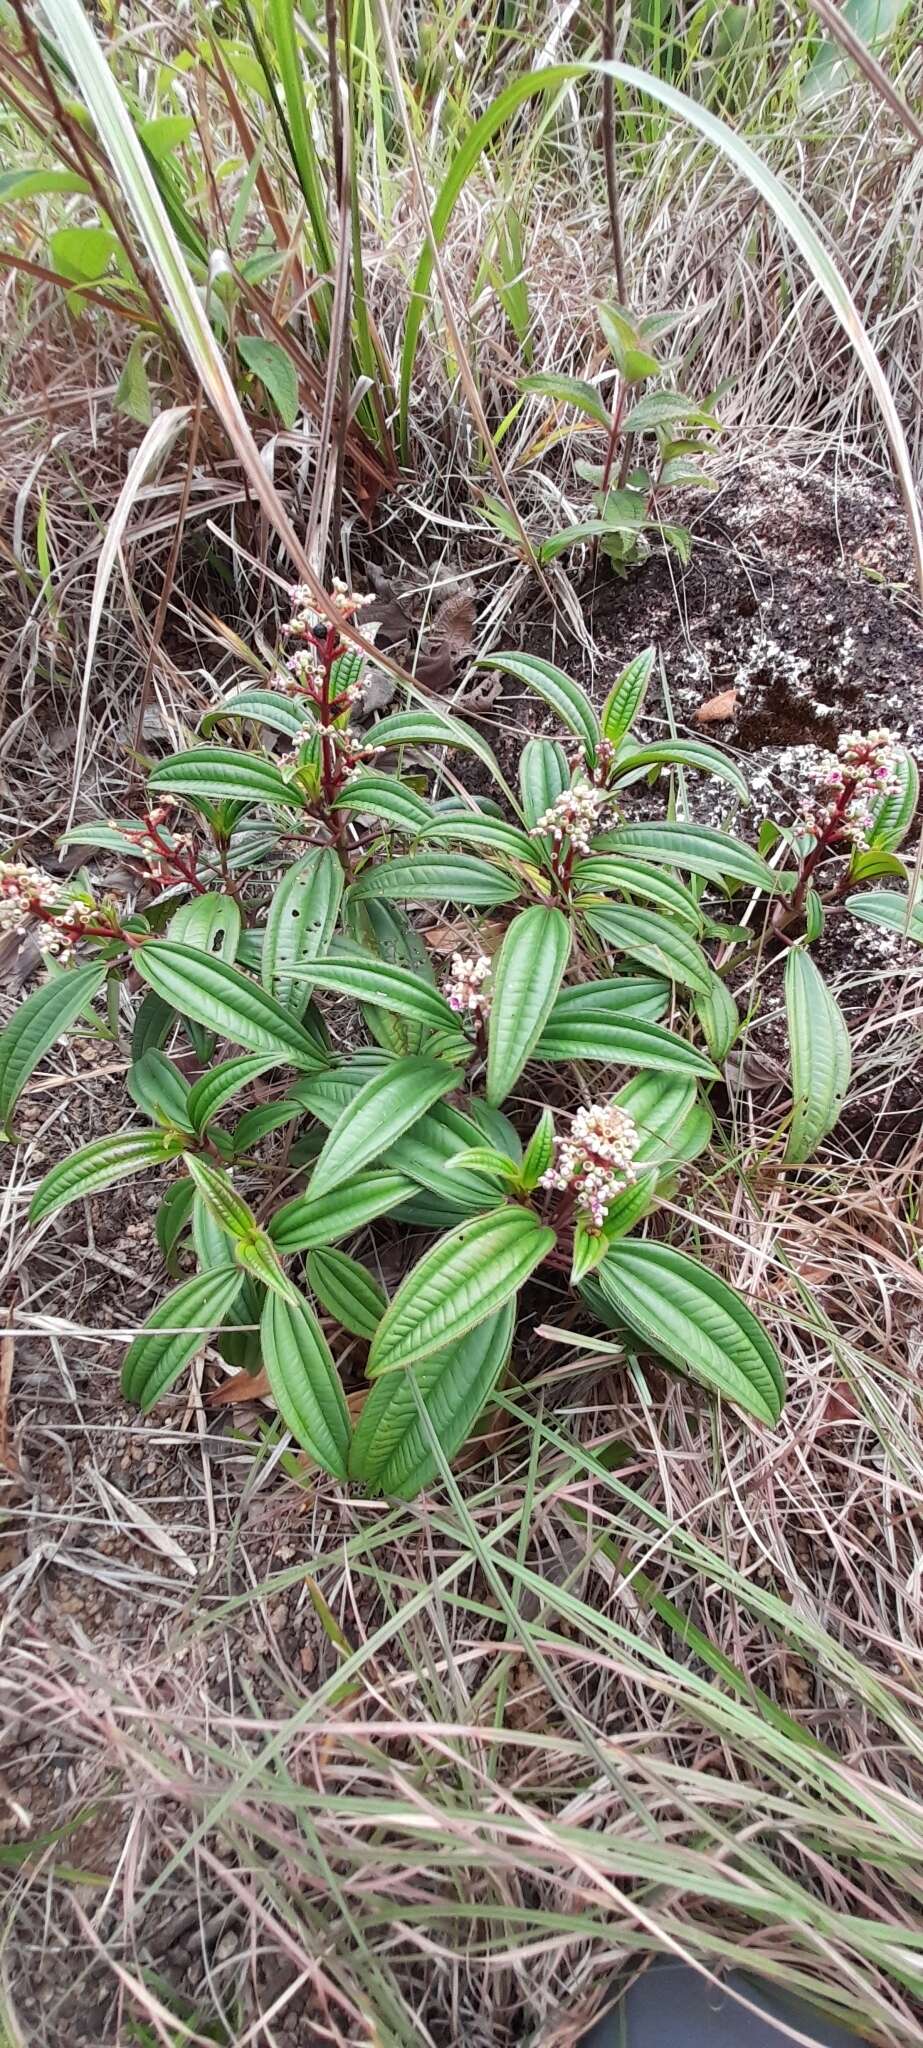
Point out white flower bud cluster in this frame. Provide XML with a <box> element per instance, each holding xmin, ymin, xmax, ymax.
<box><xmin>531</xmin><ymin>777</ymin><xmax>611</xmax><ymax>856</ymax></box>
<box><xmin>0</xmin><ymin>861</ymin><xmax>95</xmax><ymax>961</ymax></box>
<box><xmin>800</xmin><ymin>728</ymin><xmax>902</xmax><ymax>849</ymax></box>
<box><xmin>285</xmin><ymin>578</ymin><xmax>372</xmax><ymax>644</ymax></box>
<box><xmin>442</xmin><ymin>951</ymin><xmax>492</xmax><ymax>1021</ymax></box>
<box><xmin>540</xmin><ymin>1101</ymin><xmax>641</xmax><ymax>1231</ymax></box>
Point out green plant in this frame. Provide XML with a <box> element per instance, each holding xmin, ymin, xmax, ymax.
<box><xmin>512</xmin><ymin>301</ymin><xmax>722</xmax><ymax>573</ymax></box>
<box><xmin>17</xmin><ymin>594</ymin><xmax>896</xmax><ymax>1498</ymax></box>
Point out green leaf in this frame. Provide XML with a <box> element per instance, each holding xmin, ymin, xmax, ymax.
<box><xmin>135</xmin><ymin>941</ymin><xmax>328</xmax><ymax>1068</ymax></box>
<box><xmin>307</xmin><ymin>1246</ymin><xmax>387</xmax><ymax>1339</ymax></box>
<box><xmin>614</xmin><ymin>1072</ymin><xmax>698</xmax><ymax>1164</ymax></box>
<box><xmin>474</xmin><ymin>652</ymin><xmax>599</xmax><ymax>760</ymax></box>
<box><xmin>597</xmin><ymin>304</ymin><xmax>661</xmax><ymax>382</ymax></box>
<box><xmin>269</xmin><ymin>1171</ymin><xmax>414</xmax><ymax>1252</ymax></box>
<box><xmin>127</xmin><ymin>1050</ymin><xmax>193</xmax><ymax>1131</ymax></box>
<box><xmin>535</xmin><ymin>1015</ymin><xmax>718</xmax><ymax>1078</ymax></box>
<box><xmin>419</xmin><ymin>814</ymin><xmax>537</xmax><ymax>863</ymax></box>
<box><xmin>599</xmin><ymin>647</ymin><xmax>656</xmax><ymax>744</ymax></box>
<box><xmin>622</xmin><ymin>390</ymin><xmax>717</xmax><ymax>432</ymax></box>
<box><xmin>345</xmin><ymin>899</ymin><xmax>435</xmax><ymax>1058</ymax></box>
<box><xmin>192</xmin><ymin>1188</ymin><xmax>233</xmax><ymax>1272</ymax></box>
<box><xmin>783</xmin><ymin>949</ymin><xmax>851</xmax><ymax>1163</ymax></box>
<box><xmin>187</xmin><ymin>1054</ymin><xmax>274</xmax><ymax>1132</ymax></box>
<box><xmin>138</xmin><ymin>112</ymin><xmax>196</xmax><ymax>160</ymax></box>
<box><xmin>584</xmin><ymin>904</ymin><xmax>712</xmax><ymax>992</ymax></box>
<box><xmin>592</xmin><ymin>822</ymin><xmax>777</xmax><ymax>893</ymax></box>
<box><xmin>573</xmin><ymin>857</ymin><xmax>703</xmax><ymax>926</ymax></box>
<box><xmin>0</xmin><ymin>962</ymin><xmax>107</xmax><ymax>1136</ymax></box>
<box><xmin>260</xmin><ymin>1289</ymin><xmax>351</xmax><ymax>1476</ymax></box>
<box><xmin>367</xmin><ymin>1206</ymin><xmax>555</xmax><ymax>1377</ymax></box>
<box><xmin>520</xmin><ymin>1108</ymin><xmax>555</xmax><ymax>1190</ymax></box>
<box><xmin>168</xmin><ymin>891</ymin><xmax>242</xmax><ymax>964</ymax></box>
<box><xmin>867</xmin><ymin>746</ymin><xmax>919</xmax><ymax>852</ymax></box>
<box><xmin>114</xmin><ymin>336</ymin><xmax>152</xmax><ymax>425</ymax></box>
<box><xmin>547</xmin><ymin>977</ymin><xmax>669</xmax><ymax>1026</ymax></box>
<box><xmin>486</xmin><ymin>906</ymin><xmax>571</xmax><ymax>1106</ymax></box>
<box><xmin>237</xmin><ymin>334</ymin><xmax>299</xmax><ymax>428</ymax></box>
<box><xmin>122</xmin><ymin>1265</ymin><xmax>245</xmax><ymax>1410</ymax></box>
<box><xmin>519</xmin><ymin>737</ymin><xmax>570</xmax><ymax>832</ymax></box>
<box><xmin>306</xmin><ymin>956</ymin><xmax>461</xmax><ymax>1036</ymax></box>
<box><xmin>613</xmin><ymin>738</ymin><xmax>749</xmax><ymax>804</ymax></box>
<box><xmin>446</xmin><ymin>1146</ymin><xmax>522</xmax><ymax>1185</ymax></box>
<box><xmin>50</xmin><ymin>223</ymin><xmax>119</xmax><ymax>282</ymax></box>
<box><xmin>845</xmin><ymin>888</ymin><xmax>923</xmax><ymax>942</ymax></box>
<box><xmin>349</xmin><ymin>1304</ymin><xmax>514</xmax><ymax>1498</ymax></box>
<box><xmin>155</xmin><ymin>1175</ymin><xmax>195</xmax><ymax>1269</ymax></box>
<box><xmin>0</xmin><ymin>167</ymin><xmax>91</xmax><ymax>201</ymax></box>
<box><xmin>262</xmin><ymin>848</ymin><xmax>343</xmax><ymax>1016</ymax></box>
<box><xmin>310</xmin><ymin>1057</ymin><xmax>459</xmax><ymax>1199</ymax></box>
<box><xmin>520</xmin><ymin>372</ymin><xmax>610</xmax><ymax>426</ymax></box>
<box><xmin>332</xmin><ymin>774</ymin><xmax>434</xmax><ymax>835</ymax></box>
<box><xmin>367</xmin><ymin>706</ymin><xmax>503</xmax><ymax>784</ymax></box>
<box><xmin>570</xmin><ymin>1170</ymin><xmax>660</xmax><ymax>1283</ymax></box>
<box><xmin>592</xmin><ymin>1240</ymin><xmax>784</xmax><ymax>1425</ymax></box>
<box><xmin>847</xmin><ymin>847</ymin><xmax>907</xmax><ymax>884</ymax></box>
<box><xmin>693</xmin><ymin>972</ymin><xmax>740</xmax><ymax>1063</ymax></box>
<box><xmin>148</xmin><ymin>745</ymin><xmax>296</xmax><ymax>809</ymax></box>
<box><xmin>801</xmin><ymin>0</ymin><xmax>911</xmax><ymax>105</ymax></box>
<box><xmin>384</xmin><ymin>1101</ymin><xmax>507</xmax><ymax>1216</ymax></box>
<box><xmin>346</xmin><ymin>856</ymin><xmax>518</xmax><ymax>907</ymax></box>
<box><xmin>201</xmin><ymin>689</ymin><xmax>315</xmax><ymax>740</ymax></box>
<box><xmin>232</xmin><ymin>1099</ymin><xmax>304</xmax><ymax>1151</ymax></box>
<box><xmin>30</xmin><ymin>1127</ymin><xmax>185</xmax><ymax>1225</ymax></box>
<box><xmin>185</xmin><ymin>1155</ymin><xmax>298</xmax><ymax>1302</ymax></box>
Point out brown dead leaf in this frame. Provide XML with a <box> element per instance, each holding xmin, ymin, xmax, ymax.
<box><xmin>428</xmin><ymin>590</ymin><xmax>476</xmax><ymax>658</ymax></box>
<box><xmin>822</xmin><ymin>1381</ymin><xmax>861</xmax><ymax>1423</ymax></box>
<box><xmin>695</xmin><ymin>687</ymin><xmax>738</xmax><ymax>724</ymax></box>
<box><xmin>209</xmin><ymin>1366</ymin><xmax>270</xmax><ymax>1406</ymax></box>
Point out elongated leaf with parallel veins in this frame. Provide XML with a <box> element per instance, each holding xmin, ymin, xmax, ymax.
<box><xmin>612</xmin><ymin>738</ymin><xmax>749</xmax><ymax>803</ymax></box>
<box><xmin>148</xmin><ymin>745</ymin><xmax>298</xmax><ymax>809</ymax></box>
<box><xmin>30</xmin><ymin>1127</ymin><xmax>186</xmax><ymax>1225</ymax></box>
<box><xmin>591</xmin><ymin>1239</ymin><xmax>784</xmax><ymax>1425</ymax></box>
<box><xmin>346</xmin><ymin>855</ymin><xmax>518</xmax><ymax>907</ymax></box>
<box><xmin>384</xmin><ymin>1100</ymin><xmax>505</xmax><ymax>1215</ymax></box>
<box><xmin>310</xmin><ymin>1057</ymin><xmax>459</xmax><ymax>1200</ymax></box>
<box><xmin>200</xmin><ymin>688</ymin><xmax>316</xmax><ymax>740</ymax></box>
<box><xmin>600</xmin><ymin>648</ymin><xmax>655</xmax><ymax>744</ymax></box>
<box><xmin>544</xmin><ymin>977</ymin><xmax>669</xmax><ymax>1027</ymax></box>
<box><xmin>367</xmin><ymin>1206</ymin><xmax>555</xmax><ymax>1377</ymax></box>
<box><xmin>846</xmin><ymin>889</ymin><xmax>923</xmax><ymax>943</ymax></box>
<box><xmin>570</xmin><ymin>1169</ymin><xmax>661</xmax><ymax>1283</ymax></box>
<box><xmin>121</xmin><ymin>1265</ymin><xmax>245</xmax><ymax>1410</ymax></box>
<box><xmin>367</xmin><ymin>707</ymin><xmax>503</xmax><ymax>783</ymax></box>
<box><xmin>573</xmin><ymin>858</ymin><xmax>703</xmax><ymax>926</ymax></box>
<box><xmin>260</xmin><ymin>1289</ymin><xmax>352</xmax><ymax>1478</ymax></box>
<box><xmin>486</xmin><ymin>905</ymin><xmax>571</xmax><ymax>1105</ymax></box>
<box><xmin>261</xmin><ymin>848</ymin><xmax>343</xmax><ymax>1017</ymax></box>
<box><xmin>783</xmin><ymin>949</ymin><xmax>851</xmax><ymax>1163</ymax></box>
<box><xmin>349</xmin><ymin>1303</ymin><xmax>515</xmax><ymax>1498</ymax></box>
<box><xmin>693</xmin><ymin>971</ymin><xmax>740</xmax><ymax>1063</ymax></box>
<box><xmin>184</xmin><ymin>1154</ymin><xmax>299</xmax><ymax>1303</ymax></box>
<box><xmin>269</xmin><ymin>1171</ymin><xmax>414</xmax><ymax>1251</ymax></box>
<box><xmin>867</xmin><ymin>746</ymin><xmax>919</xmax><ymax>851</ymax></box>
<box><xmin>332</xmin><ymin>774</ymin><xmax>434</xmax><ymax>835</ymax></box>
<box><xmin>307</xmin><ymin>1246</ymin><xmax>388</xmax><ymax>1339</ymax></box>
<box><xmin>187</xmin><ymin>1054</ymin><xmax>275</xmax><ymax>1133</ymax></box>
<box><xmin>417</xmin><ymin>814</ymin><xmax>537</xmax><ymax>863</ymax></box>
<box><xmin>305</xmin><ymin>956</ymin><xmax>462</xmax><ymax>1036</ymax></box>
<box><xmin>345</xmin><ymin>900</ymin><xmax>434</xmax><ymax>1059</ymax></box>
<box><xmin>584</xmin><ymin>904</ymin><xmax>712</xmax><ymax>992</ymax></box>
<box><xmin>535</xmin><ymin>1015</ymin><xmax>718</xmax><ymax>1078</ymax></box>
<box><xmin>519</xmin><ymin>737</ymin><xmax>570</xmax><ymax>835</ymax></box>
<box><xmin>0</xmin><ymin>962</ymin><xmax>107</xmax><ymax>1136</ymax></box>
<box><xmin>135</xmin><ymin>941</ymin><xmax>329</xmax><ymax>1068</ymax></box>
<box><xmin>168</xmin><ymin>892</ymin><xmax>241</xmax><ymax>963</ymax></box>
<box><xmin>475</xmin><ymin>651</ymin><xmax>598</xmax><ymax>760</ymax></box>
<box><xmin>592</xmin><ymin>821</ymin><xmax>776</xmax><ymax>893</ymax></box>
<box><xmin>127</xmin><ymin>1050</ymin><xmax>194</xmax><ymax>1131</ymax></box>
